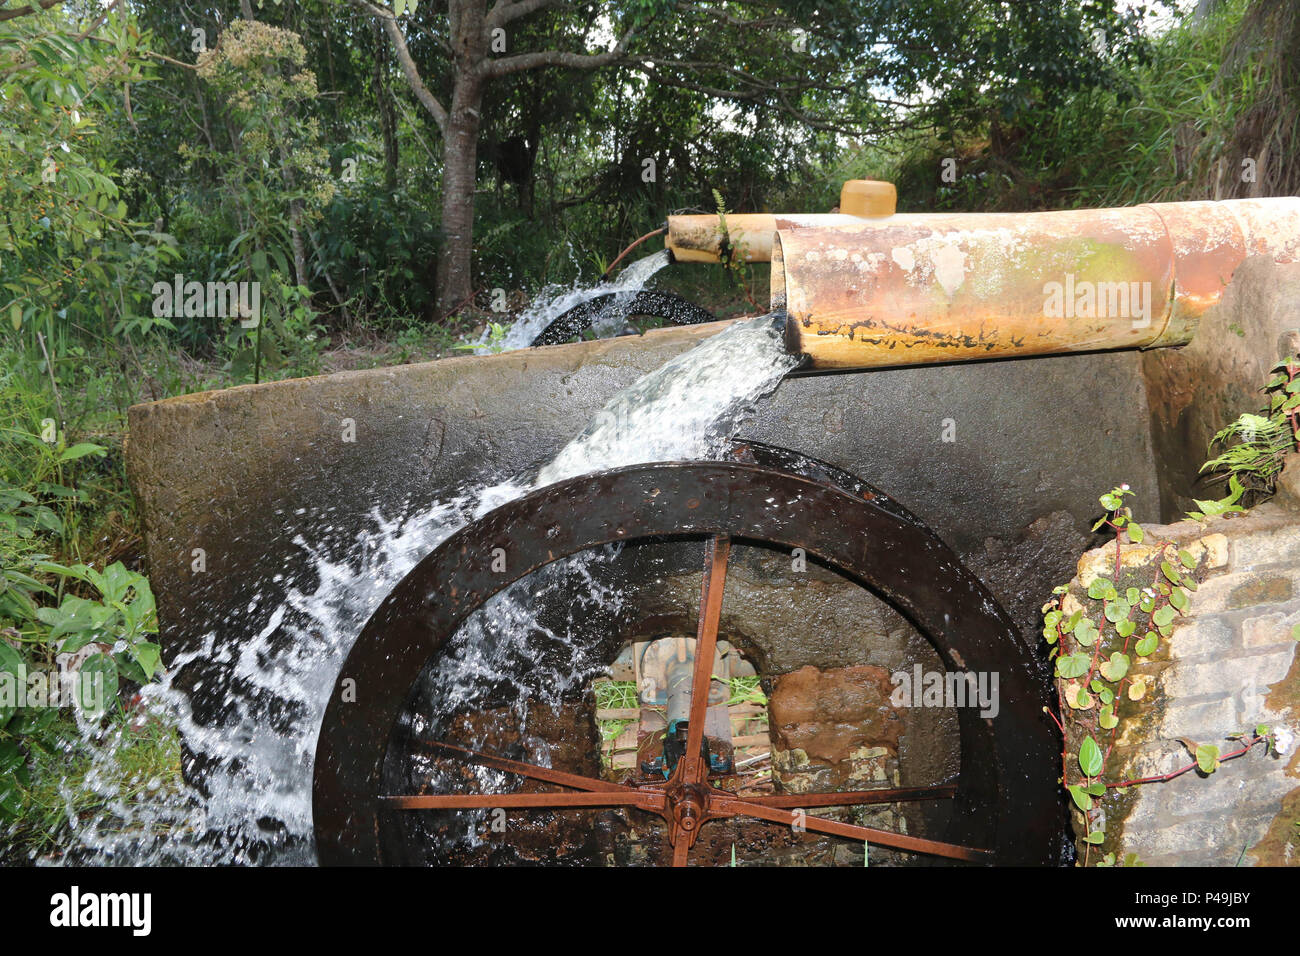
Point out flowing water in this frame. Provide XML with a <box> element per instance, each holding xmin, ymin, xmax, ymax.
<box><xmin>472</xmin><ymin>249</ymin><xmax>673</xmax><ymax>353</ymax></box>
<box><xmin>20</xmin><ymin>282</ymin><xmax>795</xmax><ymax>866</ymax></box>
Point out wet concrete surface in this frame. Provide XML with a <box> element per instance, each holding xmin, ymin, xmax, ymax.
<box><xmin>128</xmin><ymin>324</ymin><xmax>1157</xmax><ymax>683</ymax></box>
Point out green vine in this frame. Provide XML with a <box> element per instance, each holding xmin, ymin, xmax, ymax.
<box><xmin>1041</xmin><ymin>485</ymin><xmax>1281</xmax><ymax>865</ymax></box>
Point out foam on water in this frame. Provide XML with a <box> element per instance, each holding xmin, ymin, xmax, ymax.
<box><xmin>33</xmin><ymin>299</ymin><xmax>794</xmax><ymax>866</ymax></box>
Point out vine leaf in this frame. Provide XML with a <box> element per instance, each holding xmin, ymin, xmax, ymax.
<box><xmin>1099</xmin><ymin>704</ymin><xmax>1118</xmax><ymax>730</ymax></box>
<box><xmin>1105</xmin><ymin>599</ymin><xmax>1131</xmax><ymax>624</ymax></box>
<box><xmin>1099</xmin><ymin>652</ymin><xmax>1129</xmax><ymax>682</ymax></box>
<box><xmin>1127</xmin><ymin>675</ymin><xmax>1150</xmax><ymax>701</ymax></box>
<box><xmin>1196</xmin><ymin>744</ymin><xmax>1221</xmax><ymax>774</ymax></box>
<box><xmin>1056</xmin><ymin>653</ymin><xmax>1090</xmax><ymax>679</ymax></box>
<box><xmin>1074</xmin><ymin>618</ymin><xmax>1099</xmax><ymax>647</ymax></box>
<box><xmin>1079</xmin><ymin>735</ymin><xmax>1104</xmax><ymax>777</ymax></box>
<box><xmin>1065</xmin><ymin>681</ymin><xmax>1094</xmax><ymax>710</ymax></box>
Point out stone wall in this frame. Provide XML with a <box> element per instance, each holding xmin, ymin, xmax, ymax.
<box><xmin>1060</xmin><ymin>496</ymin><xmax>1300</xmax><ymax>866</ymax></box>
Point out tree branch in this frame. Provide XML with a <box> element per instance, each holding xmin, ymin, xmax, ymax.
<box><xmin>346</xmin><ymin>0</ymin><xmax>448</xmax><ymax>132</ymax></box>
<box><xmin>484</xmin><ymin>24</ymin><xmax>637</xmax><ymax>77</ymax></box>
<box><xmin>486</xmin><ymin>0</ymin><xmax>561</xmax><ymax>29</ymax></box>
<box><xmin>0</xmin><ymin>0</ymin><xmax>62</xmax><ymax>23</ymax></box>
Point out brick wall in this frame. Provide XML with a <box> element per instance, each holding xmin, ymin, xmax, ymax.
<box><xmin>1060</xmin><ymin>501</ymin><xmax>1300</xmax><ymax>866</ymax></box>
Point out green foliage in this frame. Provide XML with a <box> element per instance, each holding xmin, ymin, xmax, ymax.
<box><xmin>312</xmin><ymin>187</ymin><xmax>441</xmax><ymax>326</ymax></box>
<box><xmin>593</xmin><ymin>678</ymin><xmax>639</xmax><ymax>711</ymax></box>
<box><xmin>1195</xmin><ymin>743</ymin><xmax>1221</xmax><ymax>775</ymax></box>
<box><xmin>884</xmin><ymin>0</ymin><xmax>1277</xmax><ymax>212</ymax></box>
<box><xmin>0</xmin><ymin>406</ymin><xmax>110</xmax><ymax>561</ymax></box>
<box><xmin>1194</xmin><ymin>356</ymin><xmax>1300</xmax><ymax>513</ymax></box>
<box><xmin>0</xmin><ymin>708</ymin><xmax>182</xmax><ymax>858</ymax></box>
<box><xmin>1043</xmin><ymin>479</ymin><xmax>1286</xmax><ymax>865</ymax></box>
<box><xmin>453</xmin><ymin>321</ymin><xmax>508</xmax><ymax>354</ymax></box>
<box><xmin>718</xmin><ymin>674</ymin><xmax>766</xmax><ymax>708</ymax></box>
<box><xmin>0</xmin><ymin>401</ymin><xmax>170</xmax><ymax>851</ymax></box>
<box><xmin>34</xmin><ymin>561</ymin><xmax>159</xmax><ymax>679</ymax></box>
<box><xmin>1043</xmin><ymin>489</ymin><xmax>1201</xmax><ymax>863</ymax></box>
<box><xmin>1</xmin><ymin>3</ymin><xmax>178</xmax><ymax>363</ymax></box>
<box><xmin>175</xmin><ymin>20</ymin><xmax>335</xmax><ymax>382</ymax></box>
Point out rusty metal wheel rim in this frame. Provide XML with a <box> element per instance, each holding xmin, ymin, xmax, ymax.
<box><xmin>313</xmin><ymin>446</ymin><xmax>1060</xmax><ymax>865</ymax></box>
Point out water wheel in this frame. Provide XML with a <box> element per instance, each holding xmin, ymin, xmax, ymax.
<box><xmin>312</xmin><ymin>442</ymin><xmax>1061</xmax><ymax>865</ymax></box>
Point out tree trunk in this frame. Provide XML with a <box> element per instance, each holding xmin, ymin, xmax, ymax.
<box><xmin>372</xmin><ymin>19</ymin><xmax>399</xmax><ymax>191</ymax></box>
<box><xmin>290</xmin><ymin>198</ymin><xmax>309</xmax><ymax>287</ymax></box>
<box><xmin>437</xmin><ymin>87</ymin><xmax>482</xmax><ymax>315</ymax></box>
<box><xmin>436</xmin><ymin>0</ymin><xmax>488</xmax><ymax>317</ymax></box>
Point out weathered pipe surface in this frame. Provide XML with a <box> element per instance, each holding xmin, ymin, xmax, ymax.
<box><xmin>126</xmin><ymin>320</ymin><xmax>1158</xmax><ymax>729</ymax></box>
<box><xmin>667</xmin><ymin>213</ymin><xmax>863</xmax><ymax>264</ymax></box>
<box><xmin>665</xmin><ymin>180</ymin><xmax>895</xmax><ymax>263</ymax></box>
<box><xmin>777</xmin><ymin>198</ymin><xmax>1300</xmax><ymax>370</ymax></box>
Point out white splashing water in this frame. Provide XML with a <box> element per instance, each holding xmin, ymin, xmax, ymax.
<box><xmin>538</xmin><ymin>312</ymin><xmax>795</xmax><ymax>486</ymax></box>
<box><xmin>474</xmin><ymin>250</ymin><xmax>672</xmax><ymax>353</ymax></box>
<box><xmin>33</xmin><ymin>304</ymin><xmax>793</xmax><ymax>866</ymax></box>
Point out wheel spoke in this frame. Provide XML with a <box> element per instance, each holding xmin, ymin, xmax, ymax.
<box><xmin>671</xmin><ymin>837</ymin><xmax>692</xmax><ymax>867</ymax></box>
<box><xmin>381</xmin><ymin>791</ymin><xmax>663</xmax><ymax>811</ymax></box>
<box><xmin>741</xmin><ymin>783</ymin><xmax>957</xmax><ymax>809</ymax></box>
<box><xmin>712</xmin><ymin>795</ymin><xmax>993</xmax><ymax>863</ymax></box>
<box><xmin>679</xmin><ymin>534</ymin><xmax>730</xmax><ymax>786</ymax></box>
<box><xmin>410</xmin><ymin>738</ymin><xmax>641</xmax><ymax>794</ymax></box>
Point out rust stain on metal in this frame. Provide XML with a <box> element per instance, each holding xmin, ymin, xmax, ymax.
<box><xmin>768</xmin><ymin>198</ymin><xmax>1300</xmax><ymax>370</ymax></box>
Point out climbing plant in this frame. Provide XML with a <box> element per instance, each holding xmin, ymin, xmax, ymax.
<box><xmin>1040</xmin><ymin>486</ymin><xmax>1283</xmax><ymax>866</ymax></box>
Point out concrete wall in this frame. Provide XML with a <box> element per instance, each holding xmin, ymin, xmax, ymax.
<box><xmin>127</xmin><ymin>321</ymin><xmax>1158</xmax><ymax>719</ymax></box>
<box><xmin>1142</xmin><ymin>258</ymin><xmax>1300</xmax><ymax>518</ymax></box>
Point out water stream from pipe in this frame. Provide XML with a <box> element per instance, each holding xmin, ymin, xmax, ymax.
<box><xmin>473</xmin><ymin>250</ymin><xmax>673</xmax><ymax>353</ymax></box>
<box><xmin>23</xmin><ymin>275</ymin><xmax>792</xmax><ymax>866</ymax></box>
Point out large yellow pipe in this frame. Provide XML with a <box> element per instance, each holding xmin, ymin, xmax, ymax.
<box><xmin>774</xmin><ymin>199</ymin><xmax>1300</xmax><ymax>370</ymax></box>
